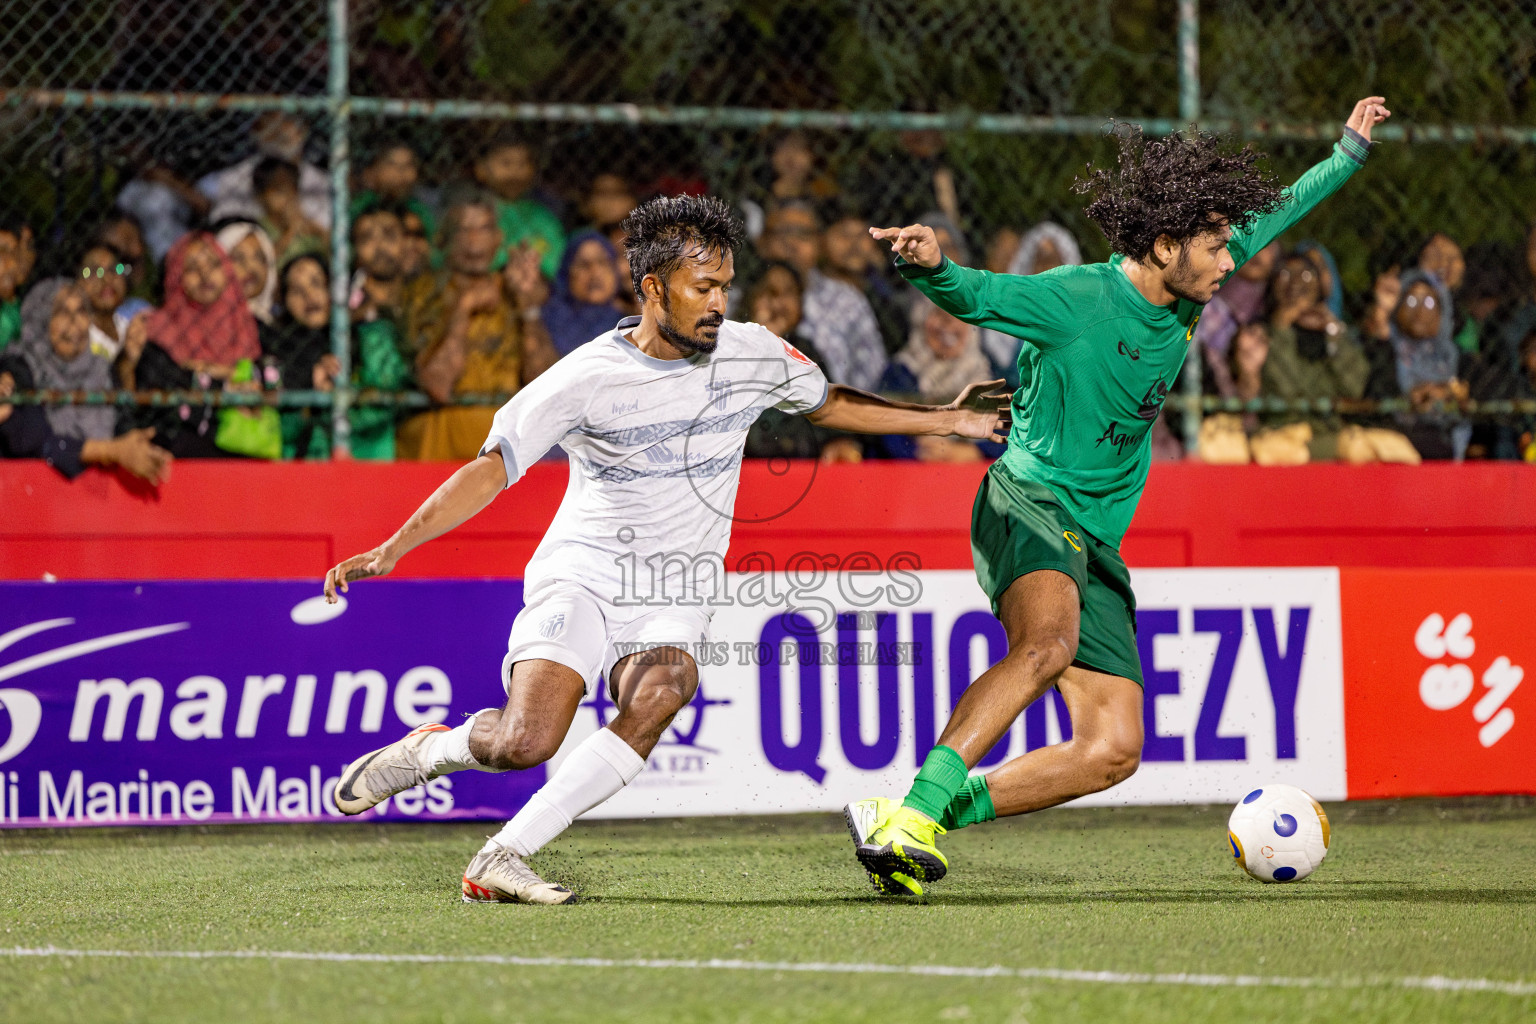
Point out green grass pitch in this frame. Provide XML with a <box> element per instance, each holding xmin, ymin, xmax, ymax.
<box><xmin>0</xmin><ymin>798</ymin><xmax>1531</xmax><ymax>1023</ymax></box>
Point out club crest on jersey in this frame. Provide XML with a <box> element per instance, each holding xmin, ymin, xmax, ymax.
<box><xmin>538</xmin><ymin>613</ymin><xmax>566</xmax><ymax>638</ymax></box>
<box><xmin>1137</xmin><ymin>380</ymin><xmax>1169</xmax><ymax>421</ymax></box>
<box><xmin>781</xmin><ymin>339</ymin><xmax>813</xmax><ymax>366</ymax></box>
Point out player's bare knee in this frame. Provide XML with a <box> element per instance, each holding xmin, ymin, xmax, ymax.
<box><xmin>483</xmin><ymin>725</ymin><xmax>563</xmax><ymax>771</ymax></box>
<box><xmin>1002</xmin><ymin>638</ymin><xmax>1073</xmax><ymax>687</ymax></box>
<box><xmin>1086</xmin><ymin>732</ymin><xmax>1141</xmax><ymax>788</ymax></box>
<box><xmin>625</xmin><ymin>664</ymin><xmax>697</xmax><ymax>723</ymax></box>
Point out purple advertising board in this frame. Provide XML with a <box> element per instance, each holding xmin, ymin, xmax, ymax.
<box><xmin>0</xmin><ymin>581</ymin><xmax>543</xmax><ymax>827</ymax></box>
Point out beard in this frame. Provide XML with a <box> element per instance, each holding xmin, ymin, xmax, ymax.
<box><xmin>364</xmin><ymin>255</ymin><xmax>402</xmax><ymax>282</ymax></box>
<box><xmin>1164</xmin><ymin>246</ymin><xmax>1217</xmax><ymax>305</ymax></box>
<box><xmin>658</xmin><ymin>288</ymin><xmax>723</xmax><ymax>354</ymax></box>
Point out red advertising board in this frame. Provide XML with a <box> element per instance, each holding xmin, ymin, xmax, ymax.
<box><xmin>1340</xmin><ymin>569</ymin><xmax>1535</xmax><ymax>798</ymax></box>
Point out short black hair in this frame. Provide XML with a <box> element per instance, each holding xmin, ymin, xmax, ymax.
<box><xmin>1073</xmin><ymin>124</ymin><xmax>1286</xmax><ymax>259</ymax></box>
<box><xmin>621</xmin><ymin>194</ymin><xmax>744</xmax><ymax>300</ymax></box>
<box><xmin>363</xmin><ymin>133</ymin><xmax>417</xmax><ymax>166</ymax></box>
<box><xmin>351</xmin><ymin>197</ymin><xmax>408</xmax><ymax>237</ymax></box>
<box><xmin>95</xmin><ymin>208</ymin><xmax>142</xmax><ymax>243</ymax></box>
<box><xmin>747</xmin><ymin>259</ymin><xmax>805</xmax><ymax>302</ymax></box>
<box><xmin>476</xmin><ymin>126</ymin><xmax>533</xmax><ymax>163</ymax></box>
<box><xmin>253</xmin><ymin>156</ymin><xmax>300</xmax><ymax>196</ymax></box>
<box><xmin>0</xmin><ymin>216</ymin><xmax>31</xmax><ymax>240</ymax></box>
<box><xmin>79</xmin><ymin>239</ymin><xmax>127</xmax><ymax>265</ymax></box>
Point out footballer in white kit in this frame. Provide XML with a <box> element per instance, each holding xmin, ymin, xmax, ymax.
<box><xmin>322</xmin><ymin>195</ymin><xmax>1009</xmax><ymax>904</ymax></box>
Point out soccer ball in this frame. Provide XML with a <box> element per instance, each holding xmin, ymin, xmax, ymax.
<box><xmin>1227</xmin><ymin>783</ymin><xmax>1331</xmax><ymax>883</ymax></box>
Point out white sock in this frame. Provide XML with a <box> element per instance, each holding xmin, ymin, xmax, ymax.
<box><xmin>420</xmin><ymin>709</ymin><xmax>503</xmax><ymax>775</ymax></box>
<box><xmin>485</xmin><ymin>728</ymin><xmax>645</xmax><ymax>858</ymax></box>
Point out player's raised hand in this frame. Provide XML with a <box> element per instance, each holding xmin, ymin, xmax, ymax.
<box><xmin>1346</xmin><ymin>96</ymin><xmax>1391</xmax><ymax>142</ymax></box>
<box><xmin>948</xmin><ymin>379</ymin><xmax>1013</xmax><ymax>442</ymax></box>
<box><xmin>870</xmin><ymin>223</ymin><xmax>943</xmax><ymax>268</ymax></box>
<box><xmin>324</xmin><ymin>547</ymin><xmax>398</xmax><ymax>603</ymax></box>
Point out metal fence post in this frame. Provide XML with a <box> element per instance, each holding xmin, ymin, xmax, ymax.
<box><xmin>327</xmin><ymin>0</ymin><xmax>353</xmax><ymax>458</ymax></box>
<box><xmin>1178</xmin><ymin>0</ymin><xmax>1204</xmax><ymax>455</ymax></box>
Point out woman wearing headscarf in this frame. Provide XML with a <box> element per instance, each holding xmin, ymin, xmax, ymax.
<box><xmin>215</xmin><ymin>220</ymin><xmax>279</xmax><ymax>326</ymax></box>
<box><xmin>543</xmin><ymin>229</ymin><xmax>623</xmax><ymax>356</ymax></box>
<box><xmin>1294</xmin><ymin>240</ymin><xmax>1344</xmax><ymax>318</ymax></box>
<box><xmin>18</xmin><ymin>278</ymin><xmax>116</xmax><ymax>442</ymax></box>
<box><xmin>1366</xmin><ymin>268</ymin><xmax>1468</xmax><ymax>459</ymax></box>
<box><xmin>141</xmin><ymin>232</ymin><xmax>262</xmax><ymax>373</ymax></box>
<box><xmin>879</xmin><ymin>295</ymin><xmax>1003</xmax><ymax>462</ymax></box>
<box><xmin>984</xmin><ymin>221</ymin><xmax>1084</xmax><ymax>384</ymax></box>
<box><xmin>121</xmin><ymin>232</ymin><xmax>262</xmax><ymax>457</ymax></box>
<box><xmin>0</xmin><ymin>277</ymin><xmax>171</xmax><ymax>483</ymax></box>
<box><xmin>260</xmin><ymin>252</ymin><xmax>337</xmax><ymax>459</ymax></box>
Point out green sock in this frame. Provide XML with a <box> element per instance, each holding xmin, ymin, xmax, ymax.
<box><xmin>901</xmin><ymin>745</ymin><xmax>970</xmax><ymax>822</ymax></box>
<box><xmin>938</xmin><ymin>775</ymin><xmax>996</xmax><ymax>831</ymax></box>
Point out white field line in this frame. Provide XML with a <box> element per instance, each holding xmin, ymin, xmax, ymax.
<box><xmin>1</xmin><ymin>947</ymin><xmax>1531</xmax><ymax>996</ymax></box>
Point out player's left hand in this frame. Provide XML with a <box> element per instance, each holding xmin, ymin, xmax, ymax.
<box><xmin>1346</xmin><ymin>96</ymin><xmax>1391</xmax><ymax>142</ymax></box>
<box><xmin>947</xmin><ymin>379</ymin><xmax>1012</xmax><ymax>442</ymax></box>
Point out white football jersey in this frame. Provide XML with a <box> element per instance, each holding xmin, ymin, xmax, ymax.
<box><xmin>481</xmin><ymin>316</ymin><xmax>828</xmax><ymax>606</ymax></box>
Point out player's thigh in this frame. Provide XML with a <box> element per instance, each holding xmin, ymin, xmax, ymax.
<box><xmin>493</xmin><ymin>583</ymin><xmax>609</xmax><ymax>753</ymax></box>
<box><xmin>995</xmin><ymin>568</ymin><xmax>1082</xmax><ymax>669</ymax></box>
<box><xmin>1056</xmin><ymin>664</ymin><xmax>1144</xmax><ymax>770</ymax></box>
<box><xmin>605</xmin><ymin>607</ymin><xmax>709</xmax><ymax>714</ymax></box>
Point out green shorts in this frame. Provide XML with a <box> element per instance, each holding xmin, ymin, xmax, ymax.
<box><xmin>970</xmin><ymin>462</ymin><xmax>1143</xmax><ymax>686</ymax></box>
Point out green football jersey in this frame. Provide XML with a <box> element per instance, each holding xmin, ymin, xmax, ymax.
<box><xmin>900</xmin><ymin>130</ymin><xmax>1372</xmax><ymax>548</ymax></box>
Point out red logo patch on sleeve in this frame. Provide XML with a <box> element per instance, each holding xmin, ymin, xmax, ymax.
<box><xmin>781</xmin><ymin>339</ymin><xmax>813</xmax><ymax>366</ymax></box>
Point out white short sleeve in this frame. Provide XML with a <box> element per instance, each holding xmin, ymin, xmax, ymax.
<box><xmin>751</xmin><ymin>325</ymin><xmax>828</xmax><ymax>415</ymax></box>
<box><xmin>478</xmin><ymin>358</ymin><xmax>592</xmax><ymax>489</ymax></box>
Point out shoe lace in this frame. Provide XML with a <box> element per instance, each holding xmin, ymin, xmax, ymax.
<box><xmin>484</xmin><ymin>843</ymin><xmax>547</xmax><ymax>888</ymax></box>
<box><xmin>364</xmin><ymin>754</ymin><xmax>432</xmax><ymax>797</ymax></box>
<box><xmin>901</xmin><ymin>811</ymin><xmax>946</xmax><ymax>846</ymax></box>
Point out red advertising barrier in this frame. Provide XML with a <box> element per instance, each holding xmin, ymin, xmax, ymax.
<box><xmin>4</xmin><ymin>459</ymin><xmax>1533</xmax><ymax>801</ymax></box>
<box><xmin>3</xmin><ymin>459</ymin><xmax>1535</xmax><ymax>580</ymax></box>
<box><xmin>1340</xmin><ymin>569</ymin><xmax>1535</xmax><ymax>799</ymax></box>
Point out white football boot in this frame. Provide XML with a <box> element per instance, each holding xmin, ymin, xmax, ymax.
<box><xmin>333</xmin><ymin>723</ymin><xmax>450</xmax><ymax>815</ymax></box>
<box><xmin>461</xmin><ymin>843</ymin><xmax>577</xmax><ymax>905</ymax></box>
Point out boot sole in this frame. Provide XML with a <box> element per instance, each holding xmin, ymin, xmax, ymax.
<box><xmin>857</xmin><ymin>841</ymin><xmax>948</xmax><ymax>884</ymax></box>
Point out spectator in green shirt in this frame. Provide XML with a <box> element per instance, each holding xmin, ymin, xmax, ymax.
<box><xmin>0</xmin><ymin>219</ymin><xmax>37</xmax><ymax>352</ymax></box>
<box><xmin>348</xmin><ymin>199</ymin><xmax>415</xmax><ymax>460</ymax></box>
<box><xmin>350</xmin><ymin>134</ymin><xmax>437</xmax><ymax>244</ymax></box>
<box><xmin>472</xmin><ymin>128</ymin><xmax>565</xmax><ymax>280</ymax></box>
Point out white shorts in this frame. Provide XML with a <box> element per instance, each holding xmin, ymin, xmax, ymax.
<box><xmin>501</xmin><ymin>579</ymin><xmax>714</xmax><ymax>696</ymax></box>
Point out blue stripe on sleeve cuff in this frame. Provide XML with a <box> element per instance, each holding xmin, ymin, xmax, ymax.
<box><xmin>1337</xmin><ymin>125</ymin><xmax>1373</xmax><ymax>165</ymax></box>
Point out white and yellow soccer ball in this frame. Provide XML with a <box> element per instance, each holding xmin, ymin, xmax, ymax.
<box><xmin>1227</xmin><ymin>783</ymin><xmax>1331</xmax><ymax>883</ymax></box>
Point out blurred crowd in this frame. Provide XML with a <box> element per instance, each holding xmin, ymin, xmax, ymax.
<box><xmin>4</xmin><ymin>115</ymin><xmax>1536</xmax><ymax>484</ymax></box>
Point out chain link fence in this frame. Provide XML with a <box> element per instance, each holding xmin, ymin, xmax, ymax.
<box><xmin>3</xmin><ymin>0</ymin><xmax>1535</xmax><ymax>461</ymax></box>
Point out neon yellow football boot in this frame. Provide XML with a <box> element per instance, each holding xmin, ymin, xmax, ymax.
<box><xmin>844</xmin><ymin>797</ymin><xmax>922</xmax><ymax>895</ymax></box>
<box><xmin>856</xmin><ymin>805</ymin><xmax>949</xmax><ymax>886</ymax></box>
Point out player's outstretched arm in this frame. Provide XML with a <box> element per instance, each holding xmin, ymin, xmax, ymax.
<box><xmin>806</xmin><ymin>381</ymin><xmax>1011</xmax><ymax>441</ymax></box>
<box><xmin>1229</xmin><ymin>96</ymin><xmax>1390</xmax><ymax>265</ymax></box>
<box><xmin>869</xmin><ymin>224</ymin><xmax>1072</xmax><ymax>346</ymax></box>
<box><xmin>322</xmin><ymin>450</ymin><xmax>508</xmax><ymax>602</ymax></box>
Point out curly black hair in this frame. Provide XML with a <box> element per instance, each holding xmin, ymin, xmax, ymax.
<box><xmin>1073</xmin><ymin>124</ymin><xmax>1287</xmax><ymax>259</ymax></box>
<box><xmin>621</xmin><ymin>194</ymin><xmax>744</xmax><ymax>301</ymax></box>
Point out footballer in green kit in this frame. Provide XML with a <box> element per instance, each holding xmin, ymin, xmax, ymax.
<box><xmin>847</xmin><ymin>97</ymin><xmax>1392</xmax><ymax>896</ymax></box>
